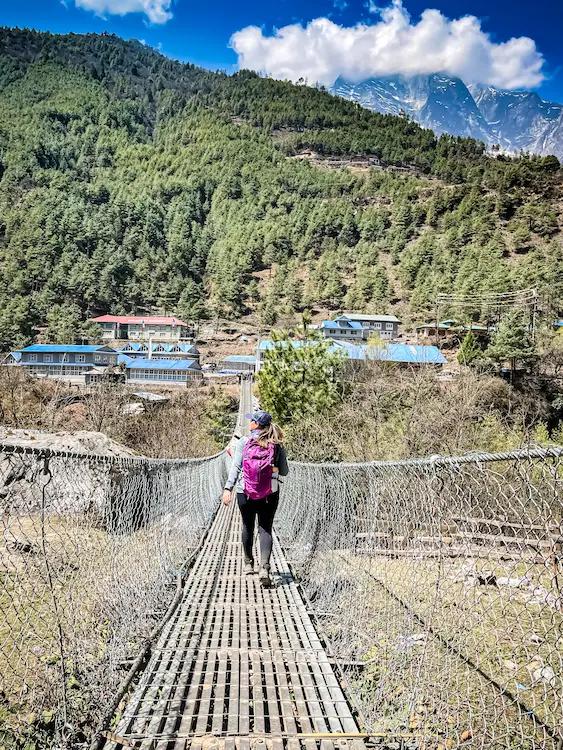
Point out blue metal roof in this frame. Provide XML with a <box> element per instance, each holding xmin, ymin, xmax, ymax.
<box><xmin>260</xmin><ymin>339</ymin><xmax>445</xmax><ymax>365</ymax></box>
<box><xmin>117</xmin><ymin>342</ymin><xmax>197</xmax><ymax>353</ymax></box>
<box><xmin>19</xmin><ymin>344</ymin><xmax>115</xmax><ymax>354</ymax></box>
<box><xmin>554</xmin><ymin>320</ymin><xmax>563</xmax><ymax>328</ymax></box>
<box><xmin>21</xmin><ymin>360</ymin><xmax>97</xmax><ymax>367</ymax></box>
<box><xmin>259</xmin><ymin>339</ymin><xmax>319</xmax><ymax>351</ymax></box>
<box><xmin>126</xmin><ymin>358</ymin><xmax>200</xmax><ymax>371</ymax></box>
<box><xmin>333</xmin><ymin>342</ymin><xmax>446</xmax><ymax>364</ymax></box>
<box><xmin>329</xmin><ymin>341</ymin><xmax>365</xmax><ymax>360</ymax></box>
<box><xmin>224</xmin><ymin>355</ymin><xmax>256</xmax><ymax>363</ymax></box>
<box><xmin>321</xmin><ymin>320</ymin><xmax>363</xmax><ymax>330</ymax></box>
<box><xmin>117</xmin><ymin>354</ymin><xmax>134</xmax><ymax>365</ymax></box>
<box><xmin>7</xmin><ymin>351</ymin><xmax>22</xmax><ymax>362</ymax></box>
<box><xmin>367</xmin><ymin>343</ymin><xmax>446</xmax><ymax>365</ymax></box>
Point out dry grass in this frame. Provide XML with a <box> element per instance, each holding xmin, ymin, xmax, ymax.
<box><xmin>0</xmin><ymin>368</ymin><xmax>236</xmax><ymax>459</ymax></box>
<box><xmin>312</xmin><ymin>550</ymin><xmax>562</xmax><ymax>748</ymax></box>
<box><xmin>0</xmin><ymin>511</ymin><xmax>190</xmax><ymax>739</ymax></box>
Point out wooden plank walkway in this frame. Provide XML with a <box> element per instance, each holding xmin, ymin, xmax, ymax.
<box><xmin>102</xmin><ymin>500</ymin><xmax>364</xmax><ymax>750</ymax></box>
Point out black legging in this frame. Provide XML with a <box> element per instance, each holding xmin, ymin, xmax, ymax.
<box><xmin>237</xmin><ymin>490</ymin><xmax>279</xmax><ymax>569</ymax></box>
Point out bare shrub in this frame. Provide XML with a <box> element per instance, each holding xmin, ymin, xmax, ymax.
<box><xmin>285</xmin><ymin>365</ymin><xmax>554</xmax><ymax>462</ymax></box>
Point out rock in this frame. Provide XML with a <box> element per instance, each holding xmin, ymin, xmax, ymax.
<box><xmin>0</xmin><ymin>427</ymin><xmax>138</xmax><ymax>457</ymax></box>
<box><xmin>528</xmin><ymin>586</ymin><xmax>559</xmax><ymax>609</ymax></box>
<box><xmin>395</xmin><ymin>633</ymin><xmax>426</xmax><ymax>651</ymax></box>
<box><xmin>496</xmin><ymin>576</ymin><xmax>528</xmax><ymax>588</ymax></box>
<box><xmin>532</xmin><ymin>666</ymin><xmax>555</xmax><ymax>684</ymax></box>
<box><xmin>477</xmin><ymin>572</ymin><xmax>497</xmax><ymax>586</ymax></box>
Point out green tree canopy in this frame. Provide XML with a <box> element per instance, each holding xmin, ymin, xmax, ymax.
<box><xmin>457</xmin><ymin>331</ymin><xmax>481</xmax><ymax>366</ymax></box>
<box><xmin>257</xmin><ymin>331</ymin><xmax>346</xmax><ymax>424</ymax></box>
<box><xmin>0</xmin><ymin>29</ymin><xmax>560</xmax><ymax>348</ymax></box>
<box><xmin>486</xmin><ymin>312</ymin><xmax>537</xmax><ymax>372</ymax></box>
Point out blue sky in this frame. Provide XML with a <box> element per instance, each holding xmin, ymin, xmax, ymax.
<box><xmin>1</xmin><ymin>0</ymin><xmax>562</xmax><ymax>101</ymax></box>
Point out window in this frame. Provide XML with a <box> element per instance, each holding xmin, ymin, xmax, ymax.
<box><xmin>386</xmin><ymin>323</ymin><xmax>393</xmax><ymax>330</ymax></box>
<box><xmin>94</xmin><ymin>354</ymin><xmax>101</xmax><ymax>363</ymax></box>
<box><xmin>76</xmin><ymin>354</ymin><xmax>86</xmax><ymax>363</ymax></box>
<box><xmin>29</xmin><ymin>353</ymin><xmax>37</xmax><ymax>362</ymax></box>
<box><xmin>44</xmin><ymin>354</ymin><xmax>52</xmax><ymax>363</ymax></box>
<box><xmin>374</xmin><ymin>322</ymin><xmax>382</xmax><ymax>329</ymax></box>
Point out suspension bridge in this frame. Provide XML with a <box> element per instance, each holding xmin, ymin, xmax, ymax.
<box><xmin>0</xmin><ymin>379</ymin><xmax>562</xmax><ymax>750</ymax></box>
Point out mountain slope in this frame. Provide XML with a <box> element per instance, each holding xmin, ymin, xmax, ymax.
<box><xmin>470</xmin><ymin>84</ymin><xmax>563</xmax><ymax>157</ymax></box>
<box><xmin>333</xmin><ymin>74</ymin><xmax>491</xmax><ymax>142</ymax></box>
<box><xmin>0</xmin><ymin>28</ymin><xmax>561</xmax><ymax>349</ymax></box>
<box><xmin>333</xmin><ymin>74</ymin><xmax>563</xmax><ymax>160</ymax></box>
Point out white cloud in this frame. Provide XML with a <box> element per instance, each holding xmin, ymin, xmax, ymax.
<box><xmin>230</xmin><ymin>0</ymin><xmax>544</xmax><ymax>90</ymax></box>
<box><xmin>74</xmin><ymin>0</ymin><xmax>173</xmax><ymax>24</ymax></box>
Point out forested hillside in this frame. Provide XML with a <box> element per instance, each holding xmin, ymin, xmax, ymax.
<box><xmin>0</xmin><ymin>28</ymin><xmax>561</xmax><ymax>348</ymax></box>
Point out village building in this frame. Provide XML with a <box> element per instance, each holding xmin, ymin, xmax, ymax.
<box><xmin>416</xmin><ymin>320</ymin><xmax>490</xmax><ymax>341</ymax></box>
<box><xmin>257</xmin><ymin>339</ymin><xmax>445</xmax><ymax>370</ymax></box>
<box><xmin>321</xmin><ymin>313</ymin><xmax>401</xmax><ymax>342</ymax></box>
<box><xmin>91</xmin><ymin>315</ymin><xmax>192</xmax><ymax>343</ymax></box>
<box><xmin>219</xmin><ymin>355</ymin><xmax>257</xmax><ymax>373</ymax></box>
<box><xmin>10</xmin><ymin>344</ymin><xmax>119</xmax><ymax>378</ymax></box>
<box><xmin>337</xmin><ymin>313</ymin><xmax>401</xmax><ymax>338</ymax></box>
<box><xmin>85</xmin><ymin>368</ymin><xmax>126</xmax><ymax>385</ymax></box>
<box><xmin>124</xmin><ymin>357</ymin><xmax>203</xmax><ymax>385</ymax></box>
<box><xmin>115</xmin><ymin>342</ymin><xmax>199</xmax><ymax>359</ymax></box>
<box><xmin>320</xmin><ymin>318</ymin><xmax>365</xmax><ymax>342</ymax></box>
<box><xmin>5</xmin><ymin>345</ymin><xmax>203</xmax><ymax>386</ymax></box>
<box><xmin>332</xmin><ymin>340</ymin><xmax>447</xmax><ymax>366</ymax></box>
<box><xmin>3</xmin><ymin>351</ymin><xmax>21</xmax><ymax>365</ymax></box>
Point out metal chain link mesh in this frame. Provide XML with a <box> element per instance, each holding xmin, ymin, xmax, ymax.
<box><xmin>1</xmin><ymin>434</ymin><xmax>562</xmax><ymax>749</ymax></box>
<box><xmin>0</xmin><ymin>444</ymin><xmax>226</xmax><ymax>741</ymax></box>
<box><xmin>279</xmin><ymin>448</ymin><xmax>563</xmax><ymax>750</ymax></box>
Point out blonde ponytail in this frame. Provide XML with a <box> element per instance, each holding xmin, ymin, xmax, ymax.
<box><xmin>255</xmin><ymin>422</ymin><xmax>284</xmax><ymax>447</ymax></box>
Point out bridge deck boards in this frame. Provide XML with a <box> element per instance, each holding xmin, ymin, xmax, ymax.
<box><xmin>103</xmin><ymin>484</ymin><xmax>363</xmax><ymax>750</ymax></box>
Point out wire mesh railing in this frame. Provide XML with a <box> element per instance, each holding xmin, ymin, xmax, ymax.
<box><xmin>279</xmin><ymin>447</ymin><xmax>563</xmax><ymax>750</ymax></box>
<box><xmin>1</xmin><ymin>420</ymin><xmax>562</xmax><ymax>750</ymax></box>
<box><xmin>0</xmin><ymin>444</ymin><xmax>226</xmax><ymax>745</ymax></box>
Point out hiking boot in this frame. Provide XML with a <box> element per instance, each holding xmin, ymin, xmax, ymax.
<box><xmin>259</xmin><ymin>566</ymin><xmax>272</xmax><ymax>588</ymax></box>
<box><xmin>244</xmin><ymin>559</ymin><xmax>254</xmax><ymax>575</ymax></box>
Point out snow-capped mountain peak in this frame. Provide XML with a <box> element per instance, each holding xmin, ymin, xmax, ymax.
<box><xmin>332</xmin><ymin>75</ymin><xmax>563</xmax><ymax>159</ymax></box>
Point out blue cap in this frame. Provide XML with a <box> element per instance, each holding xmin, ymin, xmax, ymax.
<box><xmin>245</xmin><ymin>410</ymin><xmax>272</xmax><ymax>427</ymax></box>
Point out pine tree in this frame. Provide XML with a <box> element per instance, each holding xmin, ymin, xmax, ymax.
<box><xmin>457</xmin><ymin>331</ymin><xmax>481</xmax><ymax>366</ymax></box>
<box><xmin>486</xmin><ymin>312</ymin><xmax>537</xmax><ymax>377</ymax></box>
<box><xmin>257</xmin><ymin>331</ymin><xmax>345</xmax><ymax>424</ymax></box>
<box><xmin>177</xmin><ymin>278</ymin><xmax>207</xmax><ymax>322</ymax></box>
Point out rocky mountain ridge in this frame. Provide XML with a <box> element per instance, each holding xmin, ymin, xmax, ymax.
<box><xmin>333</xmin><ymin>74</ymin><xmax>563</xmax><ymax>159</ymax></box>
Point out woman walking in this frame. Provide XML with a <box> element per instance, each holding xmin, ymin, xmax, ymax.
<box><xmin>222</xmin><ymin>410</ymin><xmax>289</xmax><ymax>587</ymax></box>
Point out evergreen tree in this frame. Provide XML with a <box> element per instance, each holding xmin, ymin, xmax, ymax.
<box><xmin>0</xmin><ymin>29</ymin><xmax>559</xmax><ymax>348</ymax></box>
<box><xmin>177</xmin><ymin>278</ymin><xmax>207</xmax><ymax>322</ymax></box>
<box><xmin>257</xmin><ymin>331</ymin><xmax>345</xmax><ymax>424</ymax></box>
<box><xmin>45</xmin><ymin>303</ymin><xmax>84</xmax><ymax>344</ymax></box>
<box><xmin>457</xmin><ymin>331</ymin><xmax>481</xmax><ymax>366</ymax></box>
<box><xmin>486</xmin><ymin>312</ymin><xmax>537</xmax><ymax>376</ymax></box>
